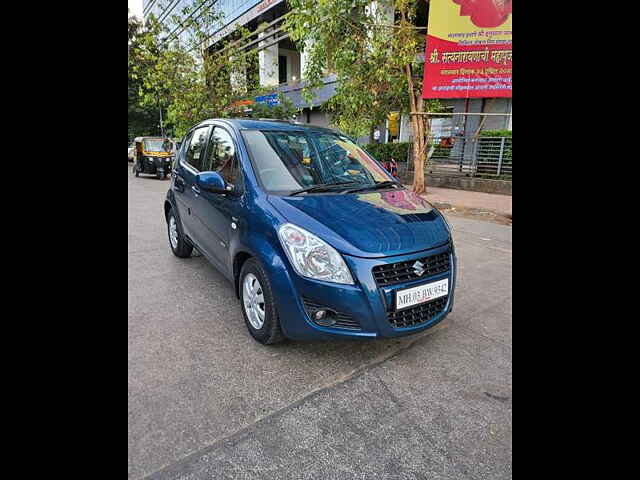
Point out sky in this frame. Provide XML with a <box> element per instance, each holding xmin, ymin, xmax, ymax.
<box><xmin>128</xmin><ymin>0</ymin><xmax>143</xmax><ymax>20</ymax></box>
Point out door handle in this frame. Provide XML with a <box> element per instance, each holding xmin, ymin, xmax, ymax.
<box><xmin>192</xmin><ymin>185</ymin><xmax>200</xmax><ymax>197</ymax></box>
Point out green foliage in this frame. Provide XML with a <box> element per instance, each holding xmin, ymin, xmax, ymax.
<box><xmin>240</xmin><ymin>94</ymin><xmax>300</xmax><ymax>120</ymax></box>
<box><xmin>285</xmin><ymin>0</ymin><xmax>425</xmax><ymax>136</ymax></box>
<box><xmin>479</xmin><ymin>129</ymin><xmax>512</xmax><ymax>137</ymax></box>
<box><xmin>128</xmin><ymin>14</ymin><xmax>160</xmax><ymax>138</ymax></box>
<box><xmin>130</xmin><ymin>0</ymin><xmax>270</xmax><ymax>137</ymax></box>
<box><xmin>285</xmin><ymin>0</ymin><xmax>445</xmax><ymax>192</ymax></box>
<box><xmin>430</xmin><ymin>142</ymin><xmax>450</xmax><ymax>158</ymax></box>
<box><xmin>364</xmin><ymin>142</ymin><xmax>411</xmax><ymax>163</ymax></box>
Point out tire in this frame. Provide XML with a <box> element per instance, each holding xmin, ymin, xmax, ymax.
<box><xmin>240</xmin><ymin>258</ymin><xmax>285</xmax><ymax>345</ymax></box>
<box><xmin>167</xmin><ymin>208</ymin><xmax>193</xmax><ymax>258</ymax></box>
<box><xmin>157</xmin><ymin>171</ymin><xmax>163</xmax><ymax>180</ymax></box>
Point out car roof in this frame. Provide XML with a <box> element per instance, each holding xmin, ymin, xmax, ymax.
<box><xmin>195</xmin><ymin>118</ymin><xmax>340</xmax><ymax>134</ymax></box>
<box><xmin>134</xmin><ymin>136</ymin><xmax>169</xmax><ymax>141</ymax></box>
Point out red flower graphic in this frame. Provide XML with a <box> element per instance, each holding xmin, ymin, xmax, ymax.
<box><xmin>452</xmin><ymin>0</ymin><xmax>512</xmax><ymax>28</ymax></box>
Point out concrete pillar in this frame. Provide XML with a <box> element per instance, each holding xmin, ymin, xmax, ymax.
<box><xmin>259</xmin><ymin>27</ymin><xmax>278</xmax><ymax>87</ymax></box>
<box><xmin>399</xmin><ymin>114</ymin><xmax>412</xmax><ymax>143</ymax></box>
<box><xmin>300</xmin><ymin>38</ymin><xmax>313</xmax><ymax>80</ymax></box>
<box><xmin>462</xmin><ymin>99</ymin><xmax>483</xmax><ymax>166</ymax></box>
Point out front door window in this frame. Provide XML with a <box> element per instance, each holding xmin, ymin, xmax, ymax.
<box><xmin>205</xmin><ymin>127</ymin><xmax>239</xmax><ymax>188</ymax></box>
<box><xmin>185</xmin><ymin>126</ymin><xmax>211</xmax><ymax>171</ymax></box>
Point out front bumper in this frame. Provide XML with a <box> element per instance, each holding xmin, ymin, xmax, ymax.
<box><xmin>270</xmin><ymin>242</ymin><xmax>456</xmax><ymax>341</ymax></box>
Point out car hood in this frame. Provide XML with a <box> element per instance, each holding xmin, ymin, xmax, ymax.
<box><xmin>267</xmin><ymin>189</ymin><xmax>451</xmax><ymax>258</ymax></box>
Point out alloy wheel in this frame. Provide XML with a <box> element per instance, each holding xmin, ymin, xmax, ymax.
<box><xmin>243</xmin><ymin>273</ymin><xmax>265</xmax><ymax>329</ymax></box>
<box><xmin>169</xmin><ymin>215</ymin><xmax>178</xmax><ymax>250</ymax></box>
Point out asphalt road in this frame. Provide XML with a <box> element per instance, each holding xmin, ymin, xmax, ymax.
<box><xmin>128</xmin><ymin>163</ymin><xmax>512</xmax><ymax>480</ymax></box>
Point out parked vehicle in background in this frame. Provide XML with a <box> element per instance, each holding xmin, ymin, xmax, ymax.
<box><xmin>164</xmin><ymin>119</ymin><xmax>456</xmax><ymax>345</ymax></box>
<box><xmin>128</xmin><ymin>142</ymin><xmax>135</xmax><ymax>162</ymax></box>
<box><xmin>132</xmin><ymin>136</ymin><xmax>174</xmax><ymax>179</ymax></box>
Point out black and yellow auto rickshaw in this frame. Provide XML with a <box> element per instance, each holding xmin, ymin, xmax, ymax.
<box><xmin>132</xmin><ymin>136</ymin><xmax>174</xmax><ymax>179</ymax></box>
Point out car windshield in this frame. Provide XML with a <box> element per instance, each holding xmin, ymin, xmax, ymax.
<box><xmin>143</xmin><ymin>139</ymin><xmax>172</xmax><ymax>152</ymax></box>
<box><xmin>242</xmin><ymin>130</ymin><xmax>393</xmax><ymax>194</ymax></box>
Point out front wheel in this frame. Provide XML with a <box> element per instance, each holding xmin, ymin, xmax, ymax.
<box><xmin>240</xmin><ymin>258</ymin><xmax>285</xmax><ymax>345</ymax></box>
<box><xmin>167</xmin><ymin>209</ymin><xmax>193</xmax><ymax>258</ymax></box>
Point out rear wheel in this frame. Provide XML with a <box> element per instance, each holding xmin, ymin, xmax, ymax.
<box><xmin>240</xmin><ymin>258</ymin><xmax>285</xmax><ymax>345</ymax></box>
<box><xmin>167</xmin><ymin>209</ymin><xmax>193</xmax><ymax>258</ymax></box>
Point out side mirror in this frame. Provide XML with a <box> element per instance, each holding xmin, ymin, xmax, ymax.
<box><xmin>197</xmin><ymin>171</ymin><xmax>240</xmax><ymax>196</ymax></box>
<box><xmin>197</xmin><ymin>171</ymin><xmax>226</xmax><ymax>194</ymax></box>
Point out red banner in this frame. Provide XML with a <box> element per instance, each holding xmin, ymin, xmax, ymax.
<box><xmin>423</xmin><ymin>0</ymin><xmax>512</xmax><ymax>99</ymax></box>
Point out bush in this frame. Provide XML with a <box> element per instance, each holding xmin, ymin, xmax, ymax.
<box><xmin>363</xmin><ymin>142</ymin><xmax>411</xmax><ymax>163</ymax></box>
<box><xmin>479</xmin><ymin>129</ymin><xmax>512</xmax><ymax>137</ymax></box>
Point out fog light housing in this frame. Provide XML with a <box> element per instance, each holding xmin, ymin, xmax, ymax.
<box><xmin>302</xmin><ymin>297</ymin><xmax>361</xmax><ymax>331</ymax></box>
<box><xmin>313</xmin><ymin>309</ymin><xmax>336</xmax><ymax>327</ymax></box>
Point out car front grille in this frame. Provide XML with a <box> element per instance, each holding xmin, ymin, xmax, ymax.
<box><xmin>302</xmin><ymin>298</ymin><xmax>361</xmax><ymax>330</ymax></box>
<box><xmin>387</xmin><ymin>296</ymin><xmax>448</xmax><ymax>329</ymax></box>
<box><xmin>372</xmin><ymin>251</ymin><xmax>450</xmax><ymax>287</ymax></box>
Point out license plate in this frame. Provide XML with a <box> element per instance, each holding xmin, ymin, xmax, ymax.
<box><xmin>395</xmin><ymin>278</ymin><xmax>449</xmax><ymax>311</ymax></box>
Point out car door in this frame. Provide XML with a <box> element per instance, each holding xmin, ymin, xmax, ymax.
<box><xmin>172</xmin><ymin>125</ymin><xmax>211</xmax><ymax>244</ymax></box>
<box><xmin>194</xmin><ymin>125</ymin><xmax>244</xmax><ymax>271</ymax></box>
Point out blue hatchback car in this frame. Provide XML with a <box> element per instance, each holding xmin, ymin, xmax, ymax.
<box><xmin>164</xmin><ymin>119</ymin><xmax>456</xmax><ymax>344</ymax></box>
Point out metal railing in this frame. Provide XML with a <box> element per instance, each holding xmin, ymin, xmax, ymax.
<box><xmin>475</xmin><ymin>136</ymin><xmax>512</xmax><ymax>177</ymax></box>
<box><xmin>400</xmin><ymin>135</ymin><xmax>512</xmax><ymax>179</ymax></box>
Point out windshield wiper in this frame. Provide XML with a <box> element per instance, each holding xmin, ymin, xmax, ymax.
<box><xmin>342</xmin><ymin>180</ymin><xmax>401</xmax><ymax>194</ymax></box>
<box><xmin>288</xmin><ymin>180</ymin><xmax>359</xmax><ymax>196</ymax></box>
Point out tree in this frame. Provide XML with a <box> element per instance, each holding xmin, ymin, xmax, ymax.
<box><xmin>128</xmin><ymin>12</ymin><xmax>159</xmax><ymax>138</ymax></box>
<box><xmin>285</xmin><ymin>0</ymin><xmax>442</xmax><ymax>193</ymax></box>
<box><xmin>130</xmin><ymin>1</ymin><xmax>299</xmax><ymax>139</ymax></box>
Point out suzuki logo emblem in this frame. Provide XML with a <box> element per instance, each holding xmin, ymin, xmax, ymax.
<box><xmin>412</xmin><ymin>260</ymin><xmax>426</xmax><ymax>276</ymax></box>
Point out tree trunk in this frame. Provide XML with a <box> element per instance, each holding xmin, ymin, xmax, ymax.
<box><xmin>412</xmin><ymin>135</ymin><xmax>426</xmax><ymax>193</ymax></box>
<box><xmin>405</xmin><ymin>63</ymin><xmax>428</xmax><ymax>194</ymax></box>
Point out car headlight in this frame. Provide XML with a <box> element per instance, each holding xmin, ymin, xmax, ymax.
<box><xmin>278</xmin><ymin>223</ymin><xmax>354</xmax><ymax>285</ymax></box>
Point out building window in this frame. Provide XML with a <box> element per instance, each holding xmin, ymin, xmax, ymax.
<box><xmin>279</xmin><ymin>55</ymin><xmax>287</xmax><ymax>84</ymax></box>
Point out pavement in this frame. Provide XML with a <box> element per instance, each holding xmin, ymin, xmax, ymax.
<box><xmin>129</xmin><ymin>163</ymin><xmax>512</xmax><ymax>480</ymax></box>
<box><xmin>404</xmin><ymin>185</ymin><xmax>512</xmax><ymax>225</ymax></box>
<box><xmin>422</xmin><ymin>187</ymin><xmax>511</xmax><ymax>217</ymax></box>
